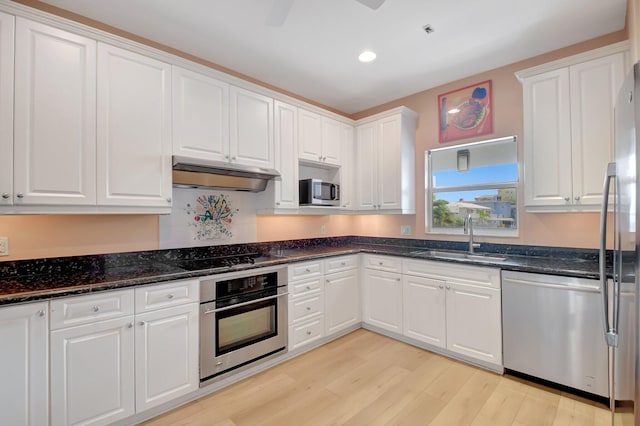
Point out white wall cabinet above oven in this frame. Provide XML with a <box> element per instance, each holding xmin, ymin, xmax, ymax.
<box><xmin>517</xmin><ymin>42</ymin><xmax>628</xmax><ymax>212</ymax></box>
<box><xmin>354</xmin><ymin>107</ymin><xmax>417</xmax><ymax>214</ymax></box>
<box><xmin>172</xmin><ymin>69</ymin><xmax>275</xmax><ymax>171</ymax></box>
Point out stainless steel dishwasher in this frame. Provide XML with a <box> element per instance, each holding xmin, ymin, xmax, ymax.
<box><xmin>502</xmin><ymin>270</ymin><xmax>609</xmax><ymax>397</ymax></box>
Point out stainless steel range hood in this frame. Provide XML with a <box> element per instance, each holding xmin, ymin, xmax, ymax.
<box><xmin>172</xmin><ymin>155</ymin><xmax>279</xmax><ymax>192</ymax></box>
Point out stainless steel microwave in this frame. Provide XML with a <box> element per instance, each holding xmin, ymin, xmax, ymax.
<box><xmin>299</xmin><ymin>179</ymin><xmax>340</xmax><ymax>206</ymax></box>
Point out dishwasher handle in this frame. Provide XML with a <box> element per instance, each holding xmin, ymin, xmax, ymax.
<box><xmin>599</xmin><ymin>162</ymin><xmax>618</xmax><ymax>348</ymax></box>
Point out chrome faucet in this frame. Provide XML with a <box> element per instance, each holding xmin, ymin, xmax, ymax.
<box><xmin>464</xmin><ymin>213</ymin><xmax>481</xmax><ymax>253</ymax></box>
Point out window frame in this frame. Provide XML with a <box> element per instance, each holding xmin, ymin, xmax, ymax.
<box><xmin>425</xmin><ymin>136</ymin><xmax>519</xmax><ymax>237</ymax></box>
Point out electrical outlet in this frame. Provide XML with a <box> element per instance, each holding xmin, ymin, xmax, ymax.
<box><xmin>320</xmin><ymin>225</ymin><xmax>326</xmax><ymax>235</ymax></box>
<box><xmin>400</xmin><ymin>225</ymin><xmax>412</xmax><ymax>236</ymax></box>
<box><xmin>0</xmin><ymin>237</ymin><xmax>8</xmax><ymax>256</ymax></box>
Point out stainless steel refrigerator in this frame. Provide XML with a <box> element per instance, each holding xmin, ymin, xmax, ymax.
<box><xmin>600</xmin><ymin>61</ymin><xmax>640</xmax><ymax>424</ymax></box>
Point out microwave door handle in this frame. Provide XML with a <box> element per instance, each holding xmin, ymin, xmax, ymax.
<box><xmin>330</xmin><ymin>184</ymin><xmax>336</xmax><ymax>200</ymax></box>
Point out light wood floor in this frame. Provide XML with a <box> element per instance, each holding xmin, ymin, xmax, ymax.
<box><xmin>143</xmin><ymin>329</ymin><xmax>633</xmax><ymax>426</ymax></box>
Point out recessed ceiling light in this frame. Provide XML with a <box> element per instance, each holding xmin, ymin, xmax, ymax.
<box><xmin>358</xmin><ymin>50</ymin><xmax>377</xmax><ymax>63</ymax></box>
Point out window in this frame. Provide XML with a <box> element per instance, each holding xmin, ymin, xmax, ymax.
<box><xmin>426</xmin><ymin>136</ymin><xmax>518</xmax><ymax>236</ymax></box>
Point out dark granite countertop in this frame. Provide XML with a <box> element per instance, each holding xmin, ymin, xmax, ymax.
<box><xmin>0</xmin><ymin>236</ymin><xmax>604</xmax><ymax>307</ymax></box>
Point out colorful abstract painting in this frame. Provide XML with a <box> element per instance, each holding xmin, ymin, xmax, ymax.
<box><xmin>186</xmin><ymin>194</ymin><xmax>238</xmax><ymax>240</ymax></box>
<box><xmin>438</xmin><ymin>80</ymin><xmax>493</xmax><ymax>143</ymax></box>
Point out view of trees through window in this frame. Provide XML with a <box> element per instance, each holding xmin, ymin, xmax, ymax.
<box><xmin>427</xmin><ymin>137</ymin><xmax>518</xmax><ymax>235</ymax></box>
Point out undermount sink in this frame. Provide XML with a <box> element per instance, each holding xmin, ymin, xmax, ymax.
<box><xmin>269</xmin><ymin>248</ymin><xmax>307</xmax><ymax>258</ymax></box>
<box><xmin>409</xmin><ymin>250</ymin><xmax>507</xmax><ymax>263</ymax></box>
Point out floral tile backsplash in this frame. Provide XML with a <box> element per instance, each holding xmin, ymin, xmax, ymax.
<box><xmin>159</xmin><ymin>188</ymin><xmax>257</xmax><ymax>249</ymax></box>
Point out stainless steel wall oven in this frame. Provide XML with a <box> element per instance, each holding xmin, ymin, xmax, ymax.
<box><xmin>200</xmin><ymin>266</ymin><xmax>288</xmax><ymax>385</ymax></box>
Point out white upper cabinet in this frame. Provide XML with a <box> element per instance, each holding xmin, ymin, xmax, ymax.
<box><xmin>355</xmin><ymin>107</ymin><xmax>417</xmax><ymax>213</ymax></box>
<box><xmin>14</xmin><ymin>17</ymin><xmax>97</xmax><ymax>206</ymax></box>
<box><xmin>0</xmin><ymin>12</ymin><xmax>13</xmax><ymax>206</ymax></box>
<box><xmin>172</xmin><ymin>66</ymin><xmax>230</xmax><ymax>162</ymax></box>
<box><xmin>298</xmin><ymin>108</ymin><xmax>343</xmax><ymax>166</ymax></box>
<box><xmin>272</xmin><ymin>100</ymin><xmax>299</xmax><ymax>209</ymax></box>
<box><xmin>518</xmin><ymin>43</ymin><xmax>627</xmax><ymax>211</ymax></box>
<box><xmin>229</xmin><ymin>86</ymin><xmax>274</xmax><ymax>169</ymax></box>
<box><xmin>97</xmin><ymin>43</ymin><xmax>172</xmax><ymax>209</ymax></box>
<box><xmin>339</xmin><ymin>123</ymin><xmax>354</xmax><ymax>209</ymax></box>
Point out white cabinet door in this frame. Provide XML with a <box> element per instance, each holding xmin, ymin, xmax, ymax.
<box><xmin>570</xmin><ymin>52</ymin><xmax>624</xmax><ymax>206</ymax></box>
<box><xmin>0</xmin><ymin>302</ymin><xmax>48</xmax><ymax>426</ymax></box>
<box><xmin>51</xmin><ymin>316</ymin><xmax>135</xmax><ymax>426</ymax></box>
<box><xmin>325</xmin><ymin>269</ymin><xmax>360</xmax><ymax>336</ymax></box>
<box><xmin>321</xmin><ymin>117</ymin><xmax>342</xmax><ymax>166</ymax></box>
<box><xmin>402</xmin><ymin>275</ymin><xmax>446</xmax><ymax>348</ymax></box>
<box><xmin>445</xmin><ymin>282</ymin><xmax>502</xmax><ymax>366</ymax></box>
<box><xmin>377</xmin><ymin>115</ymin><xmax>402</xmax><ymax>210</ymax></box>
<box><xmin>522</xmin><ymin>68</ymin><xmax>573</xmax><ymax>208</ymax></box>
<box><xmin>273</xmin><ymin>101</ymin><xmax>298</xmax><ymax>209</ymax></box>
<box><xmin>355</xmin><ymin>122</ymin><xmax>378</xmax><ymax>210</ymax></box>
<box><xmin>229</xmin><ymin>86</ymin><xmax>274</xmax><ymax>169</ymax></box>
<box><xmin>362</xmin><ymin>268</ymin><xmax>402</xmax><ymax>333</ymax></box>
<box><xmin>339</xmin><ymin>124</ymin><xmax>354</xmax><ymax>210</ymax></box>
<box><xmin>0</xmin><ymin>12</ymin><xmax>14</xmax><ymax>206</ymax></box>
<box><xmin>172</xmin><ymin>66</ymin><xmax>229</xmax><ymax>162</ymax></box>
<box><xmin>298</xmin><ymin>109</ymin><xmax>323</xmax><ymax>163</ymax></box>
<box><xmin>97</xmin><ymin>43</ymin><xmax>172</xmax><ymax>208</ymax></box>
<box><xmin>135</xmin><ymin>303</ymin><xmax>199</xmax><ymax>412</ymax></box>
<box><xmin>14</xmin><ymin>18</ymin><xmax>97</xmax><ymax>206</ymax></box>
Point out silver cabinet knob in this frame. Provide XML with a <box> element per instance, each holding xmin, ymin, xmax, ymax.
<box><xmin>166</xmin><ymin>197</ymin><xmax>172</xmax><ymax>203</ymax></box>
<box><xmin>128</xmin><ymin>322</ymin><xmax>134</xmax><ymax>328</ymax></box>
<box><xmin>341</xmin><ymin>262</ymin><xmax>346</xmax><ymax>266</ymax></box>
<box><xmin>446</xmin><ymin>285</ymin><xmax>451</xmax><ymax>290</ymax></box>
<box><xmin>378</xmin><ymin>262</ymin><xmax>383</xmax><ymax>265</ymax></box>
<box><xmin>138</xmin><ymin>321</ymin><xmax>145</xmax><ymax>326</ymax></box>
<box><xmin>326</xmin><ymin>279</ymin><xmax>330</xmax><ymax>284</ymax></box>
<box><xmin>16</xmin><ymin>193</ymin><xmax>24</xmax><ymax>199</ymax></box>
<box><xmin>231</xmin><ymin>156</ymin><xmax>236</xmax><ymax>161</ymax></box>
<box><xmin>396</xmin><ymin>278</ymin><xmax>401</xmax><ymax>282</ymax></box>
<box><xmin>318</xmin><ymin>156</ymin><xmax>323</xmax><ymax>161</ymax></box>
<box><xmin>216</xmin><ymin>361</ymin><xmax>224</xmax><ymax>366</ymax></box>
<box><xmin>306</xmin><ymin>331</ymin><xmax>312</xmax><ymax>335</ymax></box>
<box><xmin>37</xmin><ymin>310</ymin><xmax>45</xmax><ymax>317</ymax></box>
<box><xmin>276</xmin><ymin>202</ymin><xmax>280</xmax><ymax>205</ymax></box>
<box><xmin>167</xmin><ymin>294</ymin><xmax>174</xmax><ymax>299</ymax></box>
<box><xmin>575</xmin><ymin>196</ymin><xmax>580</xmax><ymax>201</ymax></box>
<box><xmin>438</xmin><ymin>284</ymin><xmax>444</xmax><ymax>289</ymax></box>
<box><xmin>306</xmin><ymin>285</ymin><xmax>311</xmax><ymax>290</ymax></box>
<box><xmin>564</xmin><ymin>197</ymin><xmax>570</xmax><ymax>202</ymax></box>
<box><xmin>306</xmin><ymin>306</ymin><xmax>311</xmax><ymax>311</ymax></box>
<box><xmin>225</xmin><ymin>155</ymin><xmax>229</xmax><ymax>159</ymax></box>
<box><xmin>1</xmin><ymin>192</ymin><xmax>9</xmax><ymax>199</ymax></box>
<box><xmin>92</xmin><ymin>306</ymin><xmax>100</xmax><ymax>312</ymax></box>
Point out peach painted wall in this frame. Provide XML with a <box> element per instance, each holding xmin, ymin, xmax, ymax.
<box><xmin>629</xmin><ymin>0</ymin><xmax>640</xmax><ymax>62</ymax></box>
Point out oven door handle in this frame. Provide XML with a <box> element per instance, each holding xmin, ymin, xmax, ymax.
<box><xmin>202</xmin><ymin>292</ymin><xmax>289</xmax><ymax>315</ymax></box>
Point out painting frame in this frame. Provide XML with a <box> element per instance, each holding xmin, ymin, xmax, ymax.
<box><xmin>438</xmin><ymin>80</ymin><xmax>493</xmax><ymax>144</ymax></box>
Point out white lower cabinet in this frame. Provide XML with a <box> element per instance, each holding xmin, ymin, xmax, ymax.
<box><xmin>288</xmin><ymin>259</ymin><xmax>325</xmax><ymax>351</ymax></box>
<box><xmin>402</xmin><ymin>259</ymin><xmax>502</xmax><ymax>367</ymax></box>
<box><xmin>362</xmin><ymin>255</ymin><xmax>403</xmax><ymax>334</ymax></box>
<box><xmin>325</xmin><ymin>255</ymin><xmax>360</xmax><ymax>336</ymax></box>
<box><xmin>51</xmin><ymin>315</ymin><xmax>136</xmax><ymax>426</ymax></box>
<box><xmin>0</xmin><ymin>301</ymin><xmax>49</xmax><ymax>426</ymax></box>
<box><xmin>50</xmin><ymin>280</ymin><xmax>199</xmax><ymax>425</ymax></box>
<box><xmin>402</xmin><ymin>275</ymin><xmax>446</xmax><ymax>348</ymax></box>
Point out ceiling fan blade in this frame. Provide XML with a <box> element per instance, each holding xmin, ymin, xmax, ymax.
<box><xmin>355</xmin><ymin>0</ymin><xmax>386</xmax><ymax>10</ymax></box>
<box><xmin>266</xmin><ymin>0</ymin><xmax>295</xmax><ymax>26</ymax></box>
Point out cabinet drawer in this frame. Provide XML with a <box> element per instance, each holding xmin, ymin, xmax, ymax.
<box><xmin>289</xmin><ymin>316</ymin><xmax>324</xmax><ymax>350</ymax></box>
<box><xmin>325</xmin><ymin>254</ymin><xmax>358</xmax><ymax>274</ymax></box>
<box><xmin>289</xmin><ymin>260</ymin><xmax>323</xmax><ymax>280</ymax></box>
<box><xmin>135</xmin><ymin>279</ymin><xmax>199</xmax><ymax>313</ymax></box>
<box><xmin>50</xmin><ymin>289</ymin><xmax>134</xmax><ymax>330</ymax></box>
<box><xmin>363</xmin><ymin>254</ymin><xmax>402</xmax><ymax>273</ymax></box>
<box><xmin>289</xmin><ymin>277</ymin><xmax>323</xmax><ymax>298</ymax></box>
<box><xmin>289</xmin><ymin>293</ymin><xmax>323</xmax><ymax>324</ymax></box>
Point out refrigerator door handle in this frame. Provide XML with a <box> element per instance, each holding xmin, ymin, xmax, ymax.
<box><xmin>599</xmin><ymin>162</ymin><xmax>619</xmax><ymax>348</ymax></box>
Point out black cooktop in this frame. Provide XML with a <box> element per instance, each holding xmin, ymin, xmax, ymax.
<box><xmin>176</xmin><ymin>253</ymin><xmax>275</xmax><ymax>272</ymax></box>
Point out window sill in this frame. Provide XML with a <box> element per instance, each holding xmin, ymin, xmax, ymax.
<box><xmin>427</xmin><ymin>228</ymin><xmax>519</xmax><ymax>238</ymax></box>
